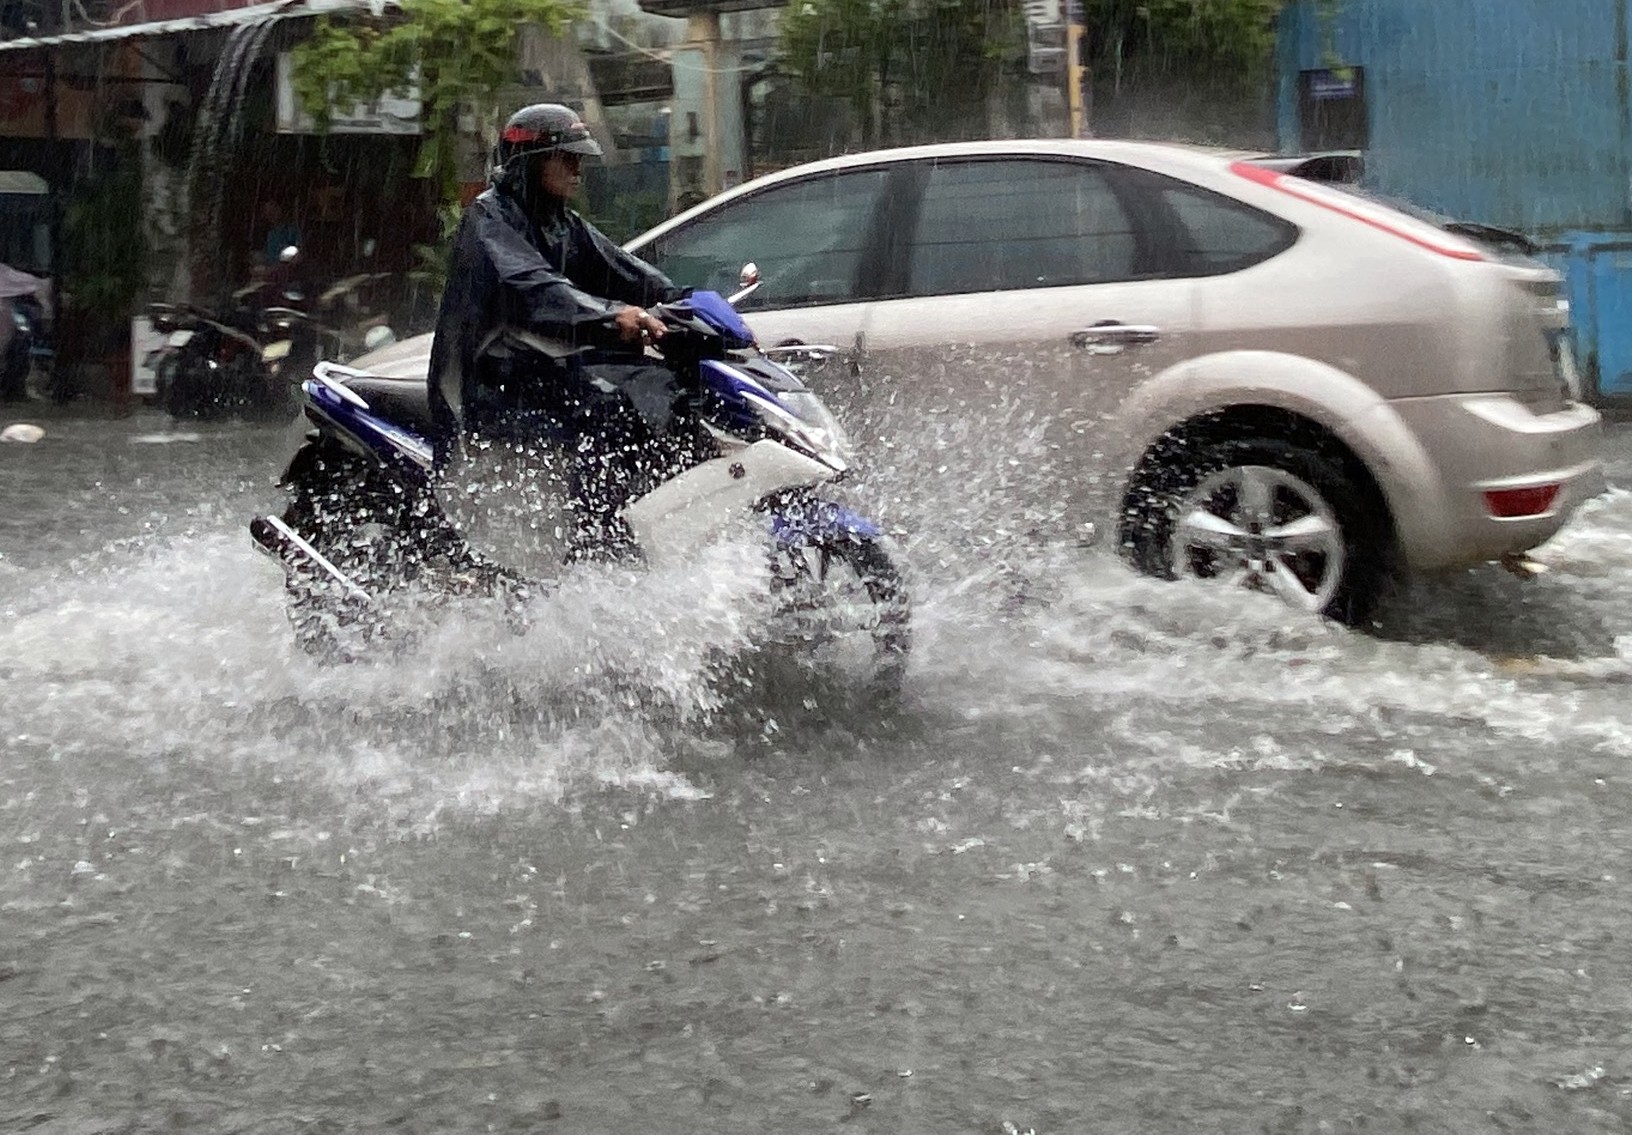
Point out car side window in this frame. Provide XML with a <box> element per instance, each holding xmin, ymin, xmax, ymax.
<box><xmin>1145</xmin><ymin>179</ymin><xmax>1298</xmax><ymax>275</ymax></box>
<box><xmin>640</xmin><ymin>169</ymin><xmax>891</xmax><ymax>310</ymax></box>
<box><xmin>907</xmin><ymin>159</ymin><xmax>1138</xmax><ymax>296</ymax></box>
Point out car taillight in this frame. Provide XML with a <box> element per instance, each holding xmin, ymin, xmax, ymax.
<box><xmin>1230</xmin><ymin>161</ymin><xmax>1487</xmax><ymax>262</ymax></box>
<box><xmin>1484</xmin><ymin>484</ymin><xmax>1561</xmax><ymax>518</ymax></box>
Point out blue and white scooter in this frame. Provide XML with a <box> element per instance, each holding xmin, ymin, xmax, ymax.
<box><xmin>249</xmin><ymin>275</ymin><xmax>909</xmax><ymax>688</ymax></box>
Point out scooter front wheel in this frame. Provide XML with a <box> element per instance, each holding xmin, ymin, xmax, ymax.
<box><xmin>767</xmin><ymin>529</ymin><xmax>911</xmax><ymax>696</ymax></box>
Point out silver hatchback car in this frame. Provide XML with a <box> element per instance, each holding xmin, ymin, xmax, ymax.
<box><xmin>623</xmin><ymin>139</ymin><xmax>1603</xmax><ymax>623</ymax></box>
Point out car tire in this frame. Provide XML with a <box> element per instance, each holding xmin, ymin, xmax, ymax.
<box><xmin>1124</xmin><ymin>436</ymin><xmax>1395</xmax><ymax>626</ymax></box>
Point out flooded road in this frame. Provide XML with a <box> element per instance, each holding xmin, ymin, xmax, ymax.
<box><xmin>5</xmin><ymin>411</ymin><xmax>1632</xmax><ymax>1134</ymax></box>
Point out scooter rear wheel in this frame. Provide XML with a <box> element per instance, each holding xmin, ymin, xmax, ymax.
<box><xmin>269</xmin><ymin>442</ymin><xmax>522</xmax><ymax>662</ymax></box>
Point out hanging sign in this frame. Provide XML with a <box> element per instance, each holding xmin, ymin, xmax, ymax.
<box><xmin>274</xmin><ymin>53</ymin><xmax>420</xmax><ymax>135</ymax></box>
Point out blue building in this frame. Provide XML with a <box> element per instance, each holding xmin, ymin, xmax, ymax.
<box><xmin>1277</xmin><ymin>0</ymin><xmax>1632</xmax><ymax>400</ymax></box>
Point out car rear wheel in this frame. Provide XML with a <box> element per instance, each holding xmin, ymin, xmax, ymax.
<box><xmin>1125</xmin><ymin>437</ymin><xmax>1394</xmax><ymax>625</ymax></box>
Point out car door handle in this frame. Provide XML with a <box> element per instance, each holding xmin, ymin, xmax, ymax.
<box><xmin>1070</xmin><ymin>323</ymin><xmax>1161</xmax><ymax>352</ymax></box>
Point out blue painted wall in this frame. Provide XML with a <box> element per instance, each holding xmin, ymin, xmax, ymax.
<box><xmin>1278</xmin><ymin>0</ymin><xmax>1632</xmax><ymax>397</ymax></box>
<box><xmin>1277</xmin><ymin>0</ymin><xmax>1631</xmax><ymax>234</ymax></box>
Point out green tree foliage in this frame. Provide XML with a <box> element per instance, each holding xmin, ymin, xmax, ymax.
<box><xmin>782</xmin><ymin>0</ymin><xmax>1287</xmax><ymax>144</ymax></box>
<box><xmin>61</xmin><ymin>144</ymin><xmax>149</xmax><ymax>348</ymax></box>
<box><xmin>780</xmin><ymin>0</ymin><xmax>1023</xmax><ymax>146</ymax></box>
<box><xmin>1080</xmin><ymin>0</ymin><xmax>1285</xmax><ymax>84</ymax></box>
<box><xmin>1080</xmin><ymin>0</ymin><xmax>1291</xmax><ymax>146</ymax></box>
<box><xmin>289</xmin><ymin>0</ymin><xmax>582</xmax><ymax>230</ymax></box>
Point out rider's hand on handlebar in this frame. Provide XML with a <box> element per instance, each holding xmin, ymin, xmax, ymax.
<box><xmin>613</xmin><ymin>305</ymin><xmax>665</xmax><ymax>344</ymax></box>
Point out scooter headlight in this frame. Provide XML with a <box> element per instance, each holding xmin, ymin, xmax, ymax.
<box><xmin>741</xmin><ymin>388</ymin><xmax>854</xmax><ymax>472</ymax></box>
<box><xmin>763</xmin><ymin>390</ymin><xmax>861</xmax><ymax>470</ymax></box>
<box><xmin>779</xmin><ymin>391</ymin><xmax>853</xmax><ymax>466</ymax></box>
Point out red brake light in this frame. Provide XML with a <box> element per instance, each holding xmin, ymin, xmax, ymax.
<box><xmin>1230</xmin><ymin>161</ymin><xmax>1487</xmax><ymax>262</ymax></box>
<box><xmin>1483</xmin><ymin>484</ymin><xmax>1561</xmax><ymax>518</ymax></box>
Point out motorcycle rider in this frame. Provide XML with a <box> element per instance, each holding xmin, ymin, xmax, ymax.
<box><xmin>427</xmin><ymin>102</ymin><xmax>696</xmax><ymax>555</ymax></box>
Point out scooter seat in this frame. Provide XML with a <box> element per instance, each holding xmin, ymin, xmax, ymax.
<box><xmin>343</xmin><ymin>374</ymin><xmax>437</xmax><ymax>438</ymax></box>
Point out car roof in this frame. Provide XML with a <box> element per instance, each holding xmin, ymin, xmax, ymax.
<box><xmin>629</xmin><ymin>138</ymin><xmax>1244</xmax><ymax>247</ymax></box>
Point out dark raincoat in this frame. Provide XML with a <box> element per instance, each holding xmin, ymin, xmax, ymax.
<box><xmin>427</xmin><ymin>186</ymin><xmax>685</xmax><ymax>465</ymax></box>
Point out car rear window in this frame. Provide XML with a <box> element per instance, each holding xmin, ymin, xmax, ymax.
<box><xmin>1150</xmin><ymin>180</ymin><xmax>1299</xmax><ymax>276</ymax></box>
<box><xmin>907</xmin><ymin>159</ymin><xmax>1139</xmax><ymax>295</ymax></box>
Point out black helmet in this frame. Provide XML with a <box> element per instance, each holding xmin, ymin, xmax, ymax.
<box><xmin>491</xmin><ymin>103</ymin><xmax>603</xmax><ymax>201</ymax></box>
<box><xmin>495</xmin><ymin>103</ymin><xmax>602</xmax><ymax>168</ymax></box>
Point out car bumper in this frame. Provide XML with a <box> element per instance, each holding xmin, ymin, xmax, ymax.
<box><xmin>1381</xmin><ymin>394</ymin><xmax>1604</xmax><ymax>571</ymax></box>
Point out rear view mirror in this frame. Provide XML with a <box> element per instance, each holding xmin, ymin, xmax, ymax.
<box><xmin>728</xmin><ymin>262</ymin><xmax>762</xmax><ymax>305</ymax></box>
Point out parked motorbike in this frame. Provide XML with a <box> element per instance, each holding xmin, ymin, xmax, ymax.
<box><xmin>0</xmin><ymin>264</ymin><xmax>49</xmax><ymax>402</ymax></box>
<box><xmin>146</xmin><ymin>300</ymin><xmax>291</xmax><ymax>420</ymax></box>
<box><xmin>1</xmin><ymin>294</ymin><xmax>39</xmax><ymax>401</ymax></box>
<box><xmin>247</xmin><ymin>278</ymin><xmax>911</xmax><ymax>691</ymax></box>
<box><xmin>150</xmin><ymin>251</ymin><xmax>396</xmax><ymax>420</ymax></box>
<box><xmin>258</xmin><ymin>272</ymin><xmax>396</xmax><ymax>384</ymax></box>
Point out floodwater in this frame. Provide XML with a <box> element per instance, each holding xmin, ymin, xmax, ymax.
<box><xmin>4</xmin><ymin>411</ymin><xmax>1632</xmax><ymax>1134</ymax></box>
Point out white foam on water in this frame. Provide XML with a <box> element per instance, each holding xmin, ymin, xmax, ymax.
<box><xmin>891</xmin><ymin>469</ymin><xmax>1632</xmax><ymax>784</ymax></box>
<box><xmin>128</xmin><ymin>432</ymin><xmax>205</xmax><ymax>445</ymax></box>
<box><xmin>5</xmin><ymin>407</ymin><xmax>1629</xmax><ymax>834</ymax></box>
<box><xmin>0</xmin><ymin>528</ymin><xmax>780</xmax><ymax>828</ymax></box>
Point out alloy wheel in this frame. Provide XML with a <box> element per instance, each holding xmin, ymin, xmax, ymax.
<box><xmin>1169</xmin><ymin>463</ymin><xmax>1347</xmax><ymax>611</ymax></box>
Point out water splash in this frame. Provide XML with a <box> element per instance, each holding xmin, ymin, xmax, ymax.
<box><xmin>5</xmin><ymin>411</ymin><xmax>1630</xmax><ymax>836</ymax></box>
<box><xmin>0</xmin><ymin>524</ymin><xmax>798</xmax><ymax>828</ymax></box>
<box><xmin>822</xmin><ymin>367</ymin><xmax>1632</xmax><ymax>782</ymax></box>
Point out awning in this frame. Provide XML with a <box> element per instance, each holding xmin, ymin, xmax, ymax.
<box><xmin>0</xmin><ymin>0</ymin><xmax>390</xmax><ymax>55</ymax></box>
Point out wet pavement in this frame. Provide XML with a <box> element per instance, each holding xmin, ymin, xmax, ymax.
<box><xmin>4</xmin><ymin>409</ymin><xmax>1632</xmax><ymax>1134</ymax></box>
